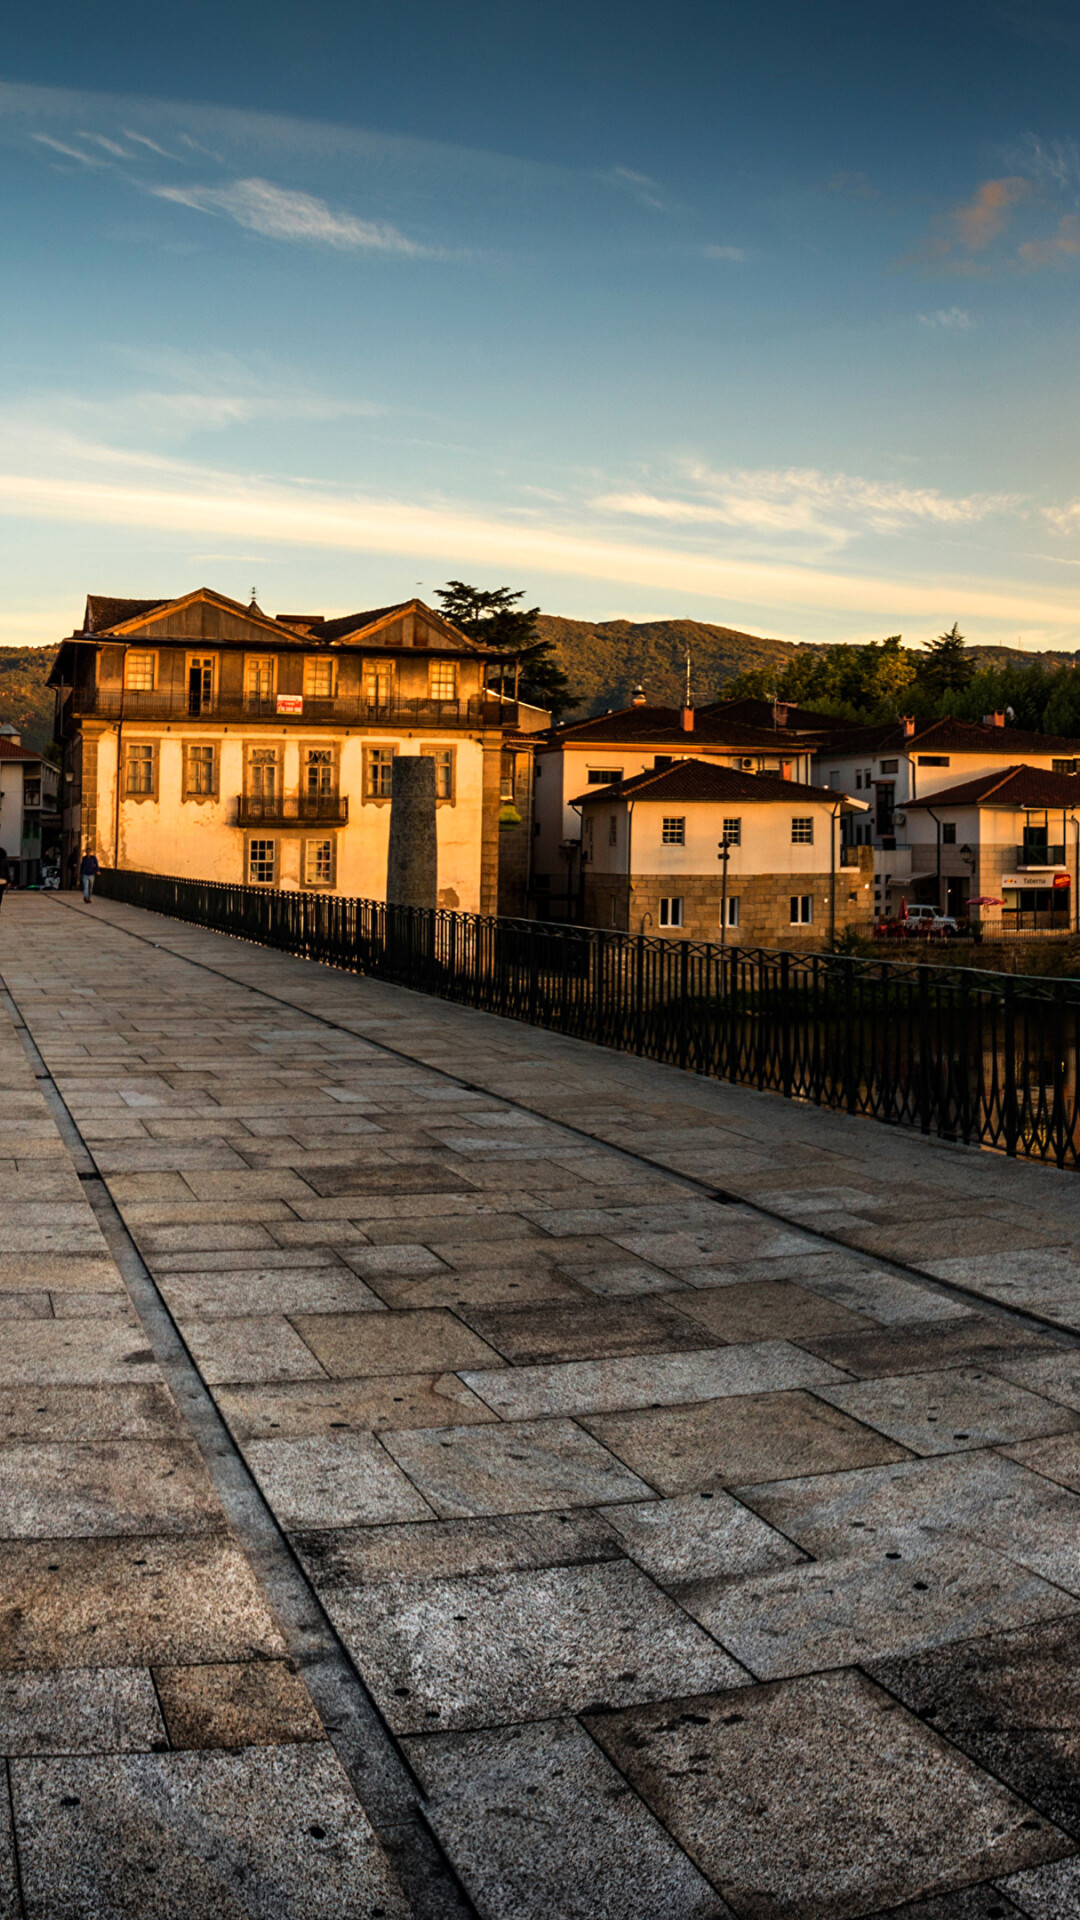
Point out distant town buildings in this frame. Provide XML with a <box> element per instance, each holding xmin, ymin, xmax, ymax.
<box><xmin>0</xmin><ymin>725</ymin><xmax>59</xmax><ymax>886</ymax></box>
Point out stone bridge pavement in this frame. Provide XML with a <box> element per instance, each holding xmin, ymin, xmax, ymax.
<box><xmin>3</xmin><ymin>896</ymin><xmax>1080</xmax><ymax>1916</ymax></box>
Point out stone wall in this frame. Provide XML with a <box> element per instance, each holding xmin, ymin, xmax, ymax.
<box><xmin>583</xmin><ymin>849</ymin><xmax>875</xmax><ymax>946</ymax></box>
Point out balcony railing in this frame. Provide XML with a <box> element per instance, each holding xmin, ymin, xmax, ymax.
<box><xmin>236</xmin><ymin>794</ymin><xmax>349</xmax><ymax>827</ymax></box>
<box><xmin>1014</xmin><ymin>844</ymin><xmax>1067</xmax><ymax>868</ymax></box>
<box><xmin>65</xmin><ymin>690</ymin><xmax>517</xmax><ymax>730</ymax></box>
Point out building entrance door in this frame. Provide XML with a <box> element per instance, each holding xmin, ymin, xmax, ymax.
<box><xmin>188</xmin><ymin>657</ymin><xmax>214</xmax><ymax>716</ymax></box>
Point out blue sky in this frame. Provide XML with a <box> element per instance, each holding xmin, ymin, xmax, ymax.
<box><xmin>5</xmin><ymin>0</ymin><xmax>1080</xmax><ymax>650</ymax></box>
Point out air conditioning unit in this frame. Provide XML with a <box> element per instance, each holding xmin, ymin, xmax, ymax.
<box><xmin>740</xmin><ymin>757</ymin><xmax>755</xmax><ymax>771</ymax></box>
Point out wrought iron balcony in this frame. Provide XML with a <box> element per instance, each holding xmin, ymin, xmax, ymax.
<box><xmin>1015</xmin><ymin>844</ymin><xmax>1067</xmax><ymax>868</ymax></box>
<box><xmin>236</xmin><ymin>794</ymin><xmax>349</xmax><ymax>827</ymax></box>
<box><xmin>65</xmin><ymin>689</ymin><xmax>517</xmax><ymax>730</ymax></box>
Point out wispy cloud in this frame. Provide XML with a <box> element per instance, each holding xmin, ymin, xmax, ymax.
<box><xmin>918</xmin><ymin>306</ymin><xmax>972</xmax><ymax>328</ymax></box>
<box><xmin>30</xmin><ymin>132</ymin><xmax>107</xmax><ymax>167</ymax></box>
<box><xmin>952</xmin><ymin>177</ymin><xmax>1029</xmax><ymax>251</ymax></box>
<box><xmin>0</xmin><ymin>437</ymin><xmax>1070</xmax><ymax>631</ymax></box>
<box><xmin>601</xmin><ymin>165</ymin><xmax>677</xmax><ymax>214</ymax></box>
<box><xmin>592</xmin><ymin>464</ymin><xmax>1015</xmax><ymax>549</ymax></box>
<box><xmin>1019</xmin><ymin>213</ymin><xmax>1080</xmax><ymax>265</ymax></box>
<box><xmin>150</xmin><ymin>177</ymin><xmax>437</xmax><ymax>255</ymax></box>
<box><xmin>701</xmin><ymin>244</ymin><xmax>747</xmax><ymax>262</ymax></box>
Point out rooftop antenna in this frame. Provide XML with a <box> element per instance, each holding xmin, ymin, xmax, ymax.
<box><xmin>685</xmin><ymin>649</ymin><xmax>692</xmax><ymax>708</ymax></box>
<box><xmin>249</xmin><ymin>585</ymin><xmax>259</xmax><ymax>609</ymax></box>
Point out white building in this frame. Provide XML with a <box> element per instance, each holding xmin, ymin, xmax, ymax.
<box><xmin>813</xmin><ymin>715</ymin><xmax>1080</xmax><ymax>920</ymax></box>
<box><xmin>905</xmin><ymin>766</ymin><xmax>1080</xmax><ymax>931</ymax></box>
<box><xmin>0</xmin><ymin>728</ymin><xmax>60</xmax><ymax>885</ymax></box>
<box><xmin>573</xmin><ymin>757</ymin><xmax>870</xmax><ymax>943</ymax></box>
<box><xmin>533</xmin><ymin>698</ymin><xmax>818</xmax><ymax>920</ymax></box>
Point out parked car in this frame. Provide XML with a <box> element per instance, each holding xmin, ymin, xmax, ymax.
<box><xmin>895</xmin><ymin>905</ymin><xmax>961</xmax><ymax>938</ymax></box>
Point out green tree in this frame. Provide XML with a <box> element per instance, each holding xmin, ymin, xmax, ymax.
<box><xmin>435</xmin><ymin>582</ymin><xmax>575</xmax><ymax>722</ymax></box>
<box><xmin>916</xmin><ymin>622</ymin><xmax>973</xmax><ymax>698</ymax></box>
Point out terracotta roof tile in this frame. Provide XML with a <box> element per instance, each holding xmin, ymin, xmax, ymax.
<box><xmin>545</xmin><ymin>704</ymin><xmax>810</xmax><ymax>750</ymax></box>
<box><xmin>906</xmin><ymin>765</ymin><xmax>1080</xmax><ymax>809</ymax></box>
<box><xmin>571</xmin><ymin>757</ymin><xmax>863</xmax><ymax>807</ymax></box>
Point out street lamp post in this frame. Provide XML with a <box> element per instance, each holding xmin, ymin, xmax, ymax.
<box><xmin>718</xmin><ymin>837</ymin><xmax>730</xmax><ymax>962</ymax></box>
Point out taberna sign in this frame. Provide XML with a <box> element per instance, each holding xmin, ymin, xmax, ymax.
<box><xmin>276</xmin><ymin>695</ymin><xmax>303</xmax><ymax>715</ymax></box>
<box><xmin>1002</xmin><ymin>872</ymin><xmax>1071</xmax><ymax>888</ymax></box>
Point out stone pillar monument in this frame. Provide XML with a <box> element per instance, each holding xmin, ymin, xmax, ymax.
<box><xmin>386</xmin><ymin>755</ymin><xmax>437</xmax><ymax>908</ymax></box>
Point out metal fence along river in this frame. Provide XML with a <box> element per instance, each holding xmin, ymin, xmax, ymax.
<box><xmin>95</xmin><ymin>867</ymin><xmax>1080</xmax><ymax>1170</ymax></box>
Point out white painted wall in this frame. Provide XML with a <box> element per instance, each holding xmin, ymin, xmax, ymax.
<box><xmin>582</xmin><ymin>794</ymin><xmax>853</xmax><ymax>879</ymax></box>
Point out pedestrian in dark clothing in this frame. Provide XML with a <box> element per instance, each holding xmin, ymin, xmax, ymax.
<box><xmin>80</xmin><ymin>850</ymin><xmax>99</xmax><ymax>903</ymax></box>
<box><xmin>0</xmin><ymin>848</ymin><xmax>9</xmax><ymax>911</ymax></box>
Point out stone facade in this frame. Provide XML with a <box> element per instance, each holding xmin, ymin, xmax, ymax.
<box><xmin>584</xmin><ymin>850</ymin><xmax>875</xmax><ymax>946</ymax></box>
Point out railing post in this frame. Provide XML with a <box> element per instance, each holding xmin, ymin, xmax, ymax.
<box><xmin>1004</xmin><ymin>974</ymin><xmax>1018</xmax><ymax>1157</ymax></box>
<box><xmin>780</xmin><ymin>951</ymin><xmax>792</xmax><ymax>1100</ymax></box>
<box><xmin>918</xmin><ymin>963</ymin><xmax>933</xmax><ymax>1135</ymax></box>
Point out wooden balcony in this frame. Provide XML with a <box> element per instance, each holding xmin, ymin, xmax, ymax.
<box><xmin>236</xmin><ymin>795</ymin><xmax>349</xmax><ymax>827</ymax></box>
<box><xmin>65</xmin><ymin>690</ymin><xmax>517</xmax><ymax>730</ymax></box>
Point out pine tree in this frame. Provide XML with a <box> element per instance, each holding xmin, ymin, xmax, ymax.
<box><xmin>917</xmin><ymin>622</ymin><xmax>973</xmax><ymax>696</ymax></box>
<box><xmin>434</xmin><ymin>582</ymin><xmax>575</xmax><ymax>721</ymax></box>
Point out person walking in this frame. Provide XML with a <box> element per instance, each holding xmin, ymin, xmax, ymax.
<box><xmin>0</xmin><ymin>847</ymin><xmax>9</xmax><ymax>913</ymax></box>
<box><xmin>80</xmin><ymin>849</ymin><xmax>100</xmax><ymax>903</ymax></box>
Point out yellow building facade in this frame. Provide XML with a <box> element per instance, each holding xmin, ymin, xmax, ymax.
<box><xmin>52</xmin><ymin>587</ymin><xmax>528</xmax><ymax>913</ymax></box>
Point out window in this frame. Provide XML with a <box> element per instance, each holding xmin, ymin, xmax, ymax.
<box><xmin>855</xmin><ymin>771</ymin><xmax>862</xmax><ymax>790</ymax></box>
<box><xmin>918</xmin><ymin>755</ymin><xmax>950</xmax><ymax>767</ymax></box>
<box><xmin>429</xmin><ymin>660</ymin><xmax>457</xmax><ymax>702</ymax></box>
<box><xmin>124</xmin><ymin>652</ymin><xmax>156</xmax><ymax>692</ymax></box>
<box><xmin>1054</xmin><ymin>759</ymin><xmax>1079</xmax><ymax>775</ymax></box>
<box><xmin>791</xmin><ymin>817</ymin><xmax>814</xmax><ymax>844</ymax></box>
<box><xmin>499</xmin><ymin>749</ymin><xmax>516</xmax><ymax>801</ymax></box>
<box><xmin>587</xmin><ymin>768</ymin><xmax>623</xmax><ymax>784</ymax></box>
<box><xmin>248</xmin><ymin>839</ymin><xmax>276</xmax><ymax>885</ymax></box>
<box><xmin>305</xmin><ymin>748</ymin><xmax>334</xmax><ymax>798</ymax></box>
<box><xmin>942</xmin><ymin>822</ymin><xmax>957</xmax><ymax>845</ymax></box>
<box><xmin>790</xmin><ymin>894</ymin><xmax>813</xmax><ymax>925</ymax></box>
<box><xmin>659</xmin><ymin>897</ymin><xmax>683</xmax><ymax>927</ymax></box>
<box><xmin>185</xmin><ymin>743</ymin><xmax>216</xmax><ymax>798</ymax></box>
<box><xmin>662</xmin><ymin>817</ymin><xmax>685</xmax><ymax>845</ymax></box>
<box><xmin>365</xmin><ymin>746</ymin><xmax>396</xmax><ymax>799</ymax></box>
<box><xmin>829</xmin><ymin>771</ymin><xmax>840</xmax><ymax>788</ymax></box>
<box><xmin>422</xmin><ymin>745</ymin><xmax>455</xmax><ymax>801</ymax></box>
<box><xmin>125</xmin><ymin>744</ymin><xmax>155</xmax><ymax>795</ymax></box>
<box><xmin>363</xmin><ymin>660</ymin><xmax>395</xmax><ymax>708</ymax></box>
<box><xmin>303</xmin><ymin>657</ymin><xmax>335</xmax><ymax>699</ymax></box>
<box><xmin>187</xmin><ymin>656</ymin><xmax>215</xmax><ymax>715</ymax></box>
<box><xmin>876</xmin><ymin>783</ymin><xmax>895</xmax><ymax>836</ymax></box>
<box><xmin>880</xmin><ymin>758</ymin><xmax>899</xmax><ymax>774</ymax></box>
<box><xmin>721</xmin><ymin>895</ymin><xmax>740</xmax><ymax>928</ymax></box>
<box><xmin>24</xmin><ymin>781</ymin><xmax>40</xmax><ymax>808</ymax></box>
<box><xmin>653</xmin><ymin>756</ymin><xmax>673</xmax><ymax>771</ymax></box>
<box><xmin>244</xmin><ymin>656</ymin><xmax>275</xmax><ymax>702</ymax></box>
<box><xmin>608</xmin><ymin>814</ymin><xmax>618</xmax><ymax>846</ymax></box>
<box><xmin>303</xmin><ymin>838</ymin><xmax>334</xmax><ymax>886</ymax></box>
<box><xmin>583</xmin><ymin>816</ymin><xmax>594</xmax><ymax>859</ymax></box>
<box><xmin>722</xmin><ymin>817</ymin><xmax>741</xmax><ymax>846</ymax></box>
<box><xmin>247</xmin><ymin>747</ymin><xmax>278</xmax><ymax>799</ymax></box>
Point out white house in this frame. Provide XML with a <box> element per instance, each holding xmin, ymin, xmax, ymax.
<box><xmin>813</xmin><ymin>715</ymin><xmax>1080</xmax><ymax>920</ymax></box>
<box><xmin>533</xmin><ymin>697</ymin><xmax>818</xmax><ymax>921</ymax></box>
<box><xmin>0</xmin><ymin>728</ymin><xmax>60</xmax><ymax>885</ymax></box>
<box><xmin>573</xmin><ymin>757</ymin><xmax>871</xmax><ymax>944</ymax></box>
<box><xmin>905</xmin><ymin>765</ymin><xmax>1080</xmax><ymax>930</ymax></box>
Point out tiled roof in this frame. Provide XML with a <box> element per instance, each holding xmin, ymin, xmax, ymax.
<box><xmin>823</xmin><ymin>716</ymin><xmax>1080</xmax><ymax>757</ymax></box>
<box><xmin>84</xmin><ymin>596</ymin><xmax>169</xmax><ymax>634</ymax></box>
<box><xmin>571</xmin><ymin>757</ymin><xmax>861</xmax><ymax>807</ymax></box>
<box><xmin>906</xmin><ymin>765</ymin><xmax>1080</xmax><ymax>810</ymax></box>
<box><xmin>315</xmin><ymin>603</ymin><xmax>412</xmax><ymax>641</ymax></box>
<box><xmin>0</xmin><ymin>740</ymin><xmax>47</xmax><ymax>763</ymax></box>
<box><xmin>543</xmin><ymin>704</ymin><xmax>809</xmax><ymax>751</ymax></box>
<box><xmin>701</xmin><ymin>697</ymin><xmax>850</xmax><ymax>733</ymax></box>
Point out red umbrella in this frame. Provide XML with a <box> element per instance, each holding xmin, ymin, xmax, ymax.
<box><xmin>898</xmin><ymin>896</ymin><xmax>908</xmax><ymax>920</ymax></box>
<box><xmin>967</xmin><ymin>896</ymin><xmax>1004</xmax><ymax>907</ymax></box>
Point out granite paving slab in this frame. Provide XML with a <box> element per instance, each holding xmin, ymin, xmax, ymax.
<box><xmin>599</xmin><ymin>1489</ymin><xmax>807</xmax><ymax>1585</ymax></box>
<box><xmin>817</xmin><ymin>1368</ymin><xmax>1080</xmax><ymax>1456</ymax></box>
<box><xmin>999</xmin><ymin>1855</ymin><xmax>1080</xmax><ymax>1916</ymax></box>
<box><xmin>152</xmin><ymin>1660</ymin><xmax>325</xmax><ymax>1750</ymax></box>
<box><xmin>0</xmin><ymin>1321</ymin><xmax>158</xmax><ymax>1387</ymax></box>
<box><xmin>325</xmin><ymin>1557</ymin><xmax>745</xmax><ymax>1731</ymax></box>
<box><xmin>685</xmin><ymin>1537</ymin><xmax>1074</xmax><ymax>1678</ymax></box>
<box><xmin>180</xmin><ymin>1315</ymin><xmax>327</xmax><ymax>1384</ymax></box>
<box><xmin>0</xmin><ymin>1535</ymin><xmax>288</xmax><ymax>1670</ymax></box>
<box><xmin>292</xmin><ymin>1307</ymin><xmax>503</xmax><ymax>1377</ymax></box>
<box><xmin>367</xmin><ymin>1267</ymin><xmax>588</xmax><ymax>1309</ymax></box>
<box><xmin>666</xmin><ymin>1279</ymin><xmax>873</xmax><ymax>1342</ymax></box>
<box><xmin>873</xmin><ymin>1614</ymin><xmax>1080</xmax><ymax>1841</ymax></box>
<box><xmin>0</xmin><ymin>1668</ymin><xmax>165</xmax><ymax>1755</ymax></box>
<box><xmin>11</xmin><ymin>1743</ymin><xmax>410</xmax><ymax>1919</ymax></box>
<box><xmin>381</xmin><ymin>1418</ymin><xmax>654</xmax><ymax>1516</ymax></box>
<box><xmin>295</xmin><ymin>1509</ymin><xmax>622</xmax><ymax>1588</ymax></box>
<box><xmin>1002</xmin><ymin>1431</ymin><xmax>1080</xmax><ymax>1493</ymax></box>
<box><xmin>585</xmin><ymin>1669</ymin><xmax>1071</xmax><ymax>1918</ymax></box>
<box><xmin>241</xmin><ymin>1432</ymin><xmax>436</xmax><ymax>1528</ymax></box>
<box><xmin>0</xmin><ymin>1439</ymin><xmax>223</xmax><ymax>1539</ymax></box>
<box><xmin>156</xmin><ymin>1266</ymin><xmax>388</xmax><ymax>1317</ymax></box>
<box><xmin>585</xmin><ymin>1389</ymin><xmax>909</xmax><ymax>1495</ymax></box>
<box><xmin>215</xmin><ymin>1372</ymin><xmax>498</xmax><ymax>1439</ymax></box>
<box><xmin>799</xmin><ymin>1317</ymin><xmax>1062</xmax><ymax>1380</ymax></box>
<box><xmin>460</xmin><ymin>1339</ymin><xmax>849</xmax><ymax>1420</ymax></box>
<box><xmin>737</xmin><ymin>1453</ymin><xmax>1080</xmax><ymax>1591</ymax></box>
<box><xmin>454</xmin><ymin>1297</ymin><xmax>720</xmax><ymax>1364</ymax></box>
<box><xmin>405</xmin><ymin>1718</ymin><xmax>730</xmax><ymax>1919</ymax></box>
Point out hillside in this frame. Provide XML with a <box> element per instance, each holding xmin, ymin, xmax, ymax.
<box><xmin>0</xmin><ymin>647</ymin><xmax>57</xmax><ymax>756</ymax></box>
<box><xmin>534</xmin><ymin>616</ymin><xmax>799</xmax><ymax>714</ymax></box>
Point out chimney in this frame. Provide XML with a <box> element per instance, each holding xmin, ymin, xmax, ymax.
<box><xmin>681</xmin><ymin>706</ymin><xmax>694</xmax><ymax>733</ymax></box>
<box><xmin>982</xmin><ymin>711</ymin><xmax>1006</xmax><ymax>728</ymax></box>
<box><xmin>900</xmin><ymin>715</ymin><xmax>916</xmax><ymax>738</ymax></box>
<box><xmin>630</xmin><ymin>685</ymin><xmax>647</xmax><ymax>706</ymax></box>
<box><xmin>772</xmin><ymin>699</ymin><xmax>790</xmax><ymax>728</ymax></box>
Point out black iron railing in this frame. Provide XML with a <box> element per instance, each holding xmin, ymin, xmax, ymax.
<box><xmin>67</xmin><ymin>690</ymin><xmax>516</xmax><ymax>730</ymax></box>
<box><xmin>236</xmin><ymin>794</ymin><xmax>349</xmax><ymax>826</ymax></box>
<box><xmin>93</xmin><ymin>867</ymin><xmax>1080</xmax><ymax>1169</ymax></box>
